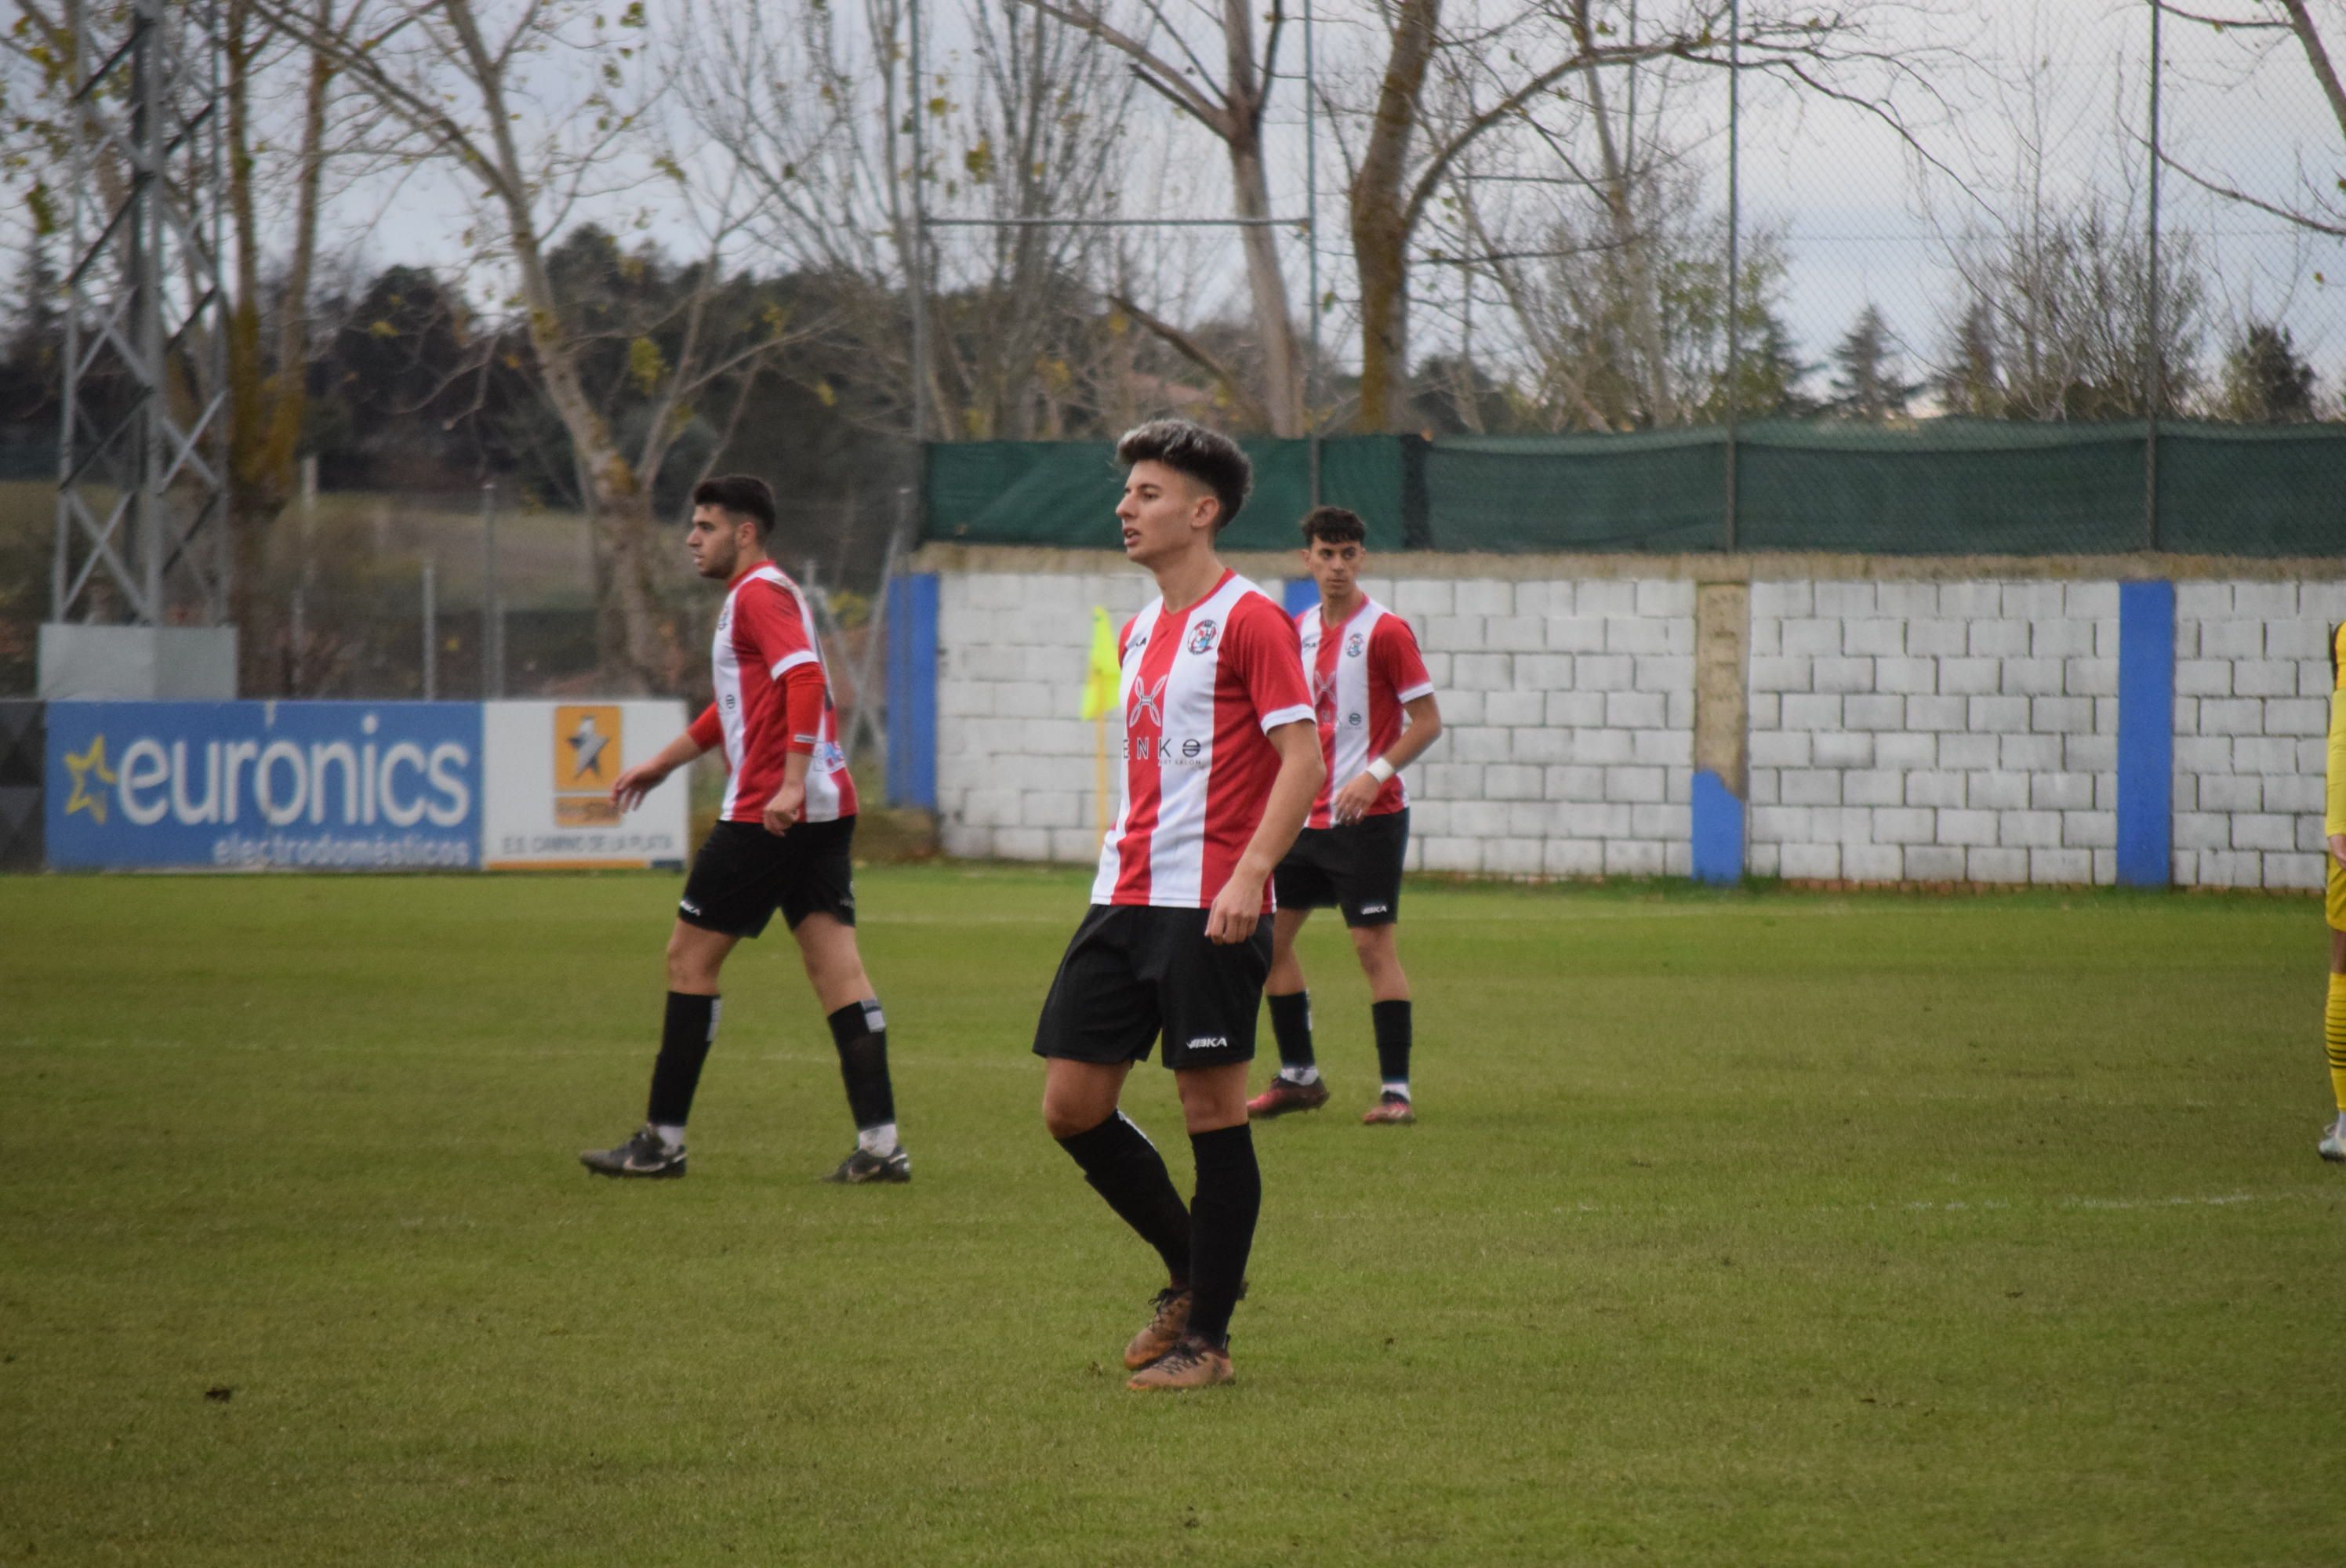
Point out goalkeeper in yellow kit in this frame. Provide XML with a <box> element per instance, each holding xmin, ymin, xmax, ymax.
<box><xmin>2322</xmin><ymin>622</ymin><xmax>2346</xmax><ymax>1163</ymax></box>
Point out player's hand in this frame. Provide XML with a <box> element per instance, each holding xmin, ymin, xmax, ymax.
<box><xmin>1331</xmin><ymin>772</ymin><xmax>1382</xmax><ymax>825</ymax></box>
<box><xmin>609</xmin><ymin>761</ymin><xmax>670</xmax><ymax>812</ymax></box>
<box><xmin>2330</xmin><ymin>833</ymin><xmax>2346</xmax><ymax>873</ymax></box>
<box><xmin>763</xmin><ymin>779</ymin><xmax>806</xmax><ymax>837</ymax></box>
<box><xmin>1205</xmin><ymin>872</ymin><xmax>1265</xmax><ymax>945</ymax></box>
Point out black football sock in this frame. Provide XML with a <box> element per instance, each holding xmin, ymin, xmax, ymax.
<box><xmin>826</xmin><ymin>1000</ymin><xmax>896</xmax><ymax>1131</ymax></box>
<box><xmin>1057</xmin><ymin>1112</ymin><xmax>1191</xmax><ymax>1283</ymax></box>
<box><xmin>1185</xmin><ymin>1123</ymin><xmax>1261</xmax><ymax>1348</ymax></box>
<box><xmin>1372</xmin><ymin>999</ymin><xmax>1413</xmax><ymax>1093</ymax></box>
<box><xmin>1267</xmin><ymin>989</ymin><xmax>1315</xmax><ymax>1074</ymax></box>
<box><xmin>646</xmin><ymin>992</ymin><xmax>721</xmax><ymax>1128</ymax></box>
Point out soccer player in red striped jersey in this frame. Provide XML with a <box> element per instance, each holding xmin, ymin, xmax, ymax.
<box><xmin>1247</xmin><ymin>506</ymin><xmax>1444</xmax><ymax>1126</ymax></box>
<box><xmin>579</xmin><ymin>475</ymin><xmax>909</xmax><ymax>1185</ymax></box>
<box><xmin>1032</xmin><ymin>421</ymin><xmax>1324</xmax><ymax>1391</ymax></box>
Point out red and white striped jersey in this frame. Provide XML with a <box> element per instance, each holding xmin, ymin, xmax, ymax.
<box><xmin>1298</xmin><ymin>596</ymin><xmax>1435</xmax><ymax>829</ymax></box>
<box><xmin>1091</xmin><ymin>569</ymin><xmax>1314</xmax><ymax>911</ymax></box>
<box><xmin>692</xmin><ymin>562</ymin><xmax>855</xmax><ymax>824</ymax></box>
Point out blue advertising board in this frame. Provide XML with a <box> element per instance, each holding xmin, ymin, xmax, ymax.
<box><xmin>45</xmin><ymin>702</ymin><xmax>484</xmax><ymax>870</ymax></box>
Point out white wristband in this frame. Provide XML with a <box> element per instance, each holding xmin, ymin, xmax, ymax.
<box><xmin>1366</xmin><ymin>757</ymin><xmax>1396</xmax><ymax>783</ymax></box>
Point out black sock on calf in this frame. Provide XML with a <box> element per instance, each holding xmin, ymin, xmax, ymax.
<box><xmin>1057</xmin><ymin>1112</ymin><xmax>1192</xmax><ymax>1282</ymax></box>
<box><xmin>1371</xmin><ymin>999</ymin><xmax>1412</xmax><ymax>1090</ymax></box>
<box><xmin>1185</xmin><ymin>1123</ymin><xmax>1262</xmax><ymax>1347</ymax></box>
<box><xmin>647</xmin><ymin>992</ymin><xmax>721</xmax><ymax>1127</ymax></box>
<box><xmin>826</xmin><ymin>1000</ymin><xmax>896</xmax><ymax>1130</ymax></box>
<box><xmin>1267</xmin><ymin>990</ymin><xmax>1314</xmax><ymax>1073</ymax></box>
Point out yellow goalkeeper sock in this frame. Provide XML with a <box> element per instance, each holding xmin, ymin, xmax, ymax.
<box><xmin>2327</xmin><ymin>973</ymin><xmax>2346</xmax><ymax>1114</ymax></box>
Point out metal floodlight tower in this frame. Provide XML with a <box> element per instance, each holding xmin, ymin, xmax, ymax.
<box><xmin>53</xmin><ymin>0</ymin><xmax>230</xmax><ymax>633</ymax></box>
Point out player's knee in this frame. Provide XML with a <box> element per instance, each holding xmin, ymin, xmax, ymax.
<box><xmin>1040</xmin><ymin>1093</ymin><xmax>1095</xmax><ymax>1141</ymax></box>
<box><xmin>666</xmin><ymin>934</ymin><xmax>719</xmax><ymax>990</ymax></box>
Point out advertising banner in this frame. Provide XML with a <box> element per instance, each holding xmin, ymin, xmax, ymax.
<box><xmin>45</xmin><ymin>701</ymin><xmax>482</xmax><ymax>870</ymax></box>
<box><xmin>481</xmin><ymin>700</ymin><xmax>691</xmax><ymax>869</ymax></box>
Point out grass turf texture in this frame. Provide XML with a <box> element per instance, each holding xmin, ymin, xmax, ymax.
<box><xmin>2</xmin><ymin>867</ymin><xmax>2338</xmax><ymax>1566</ymax></box>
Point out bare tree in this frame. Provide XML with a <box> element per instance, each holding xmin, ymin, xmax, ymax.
<box><xmin>250</xmin><ymin>0</ymin><xmax>791</xmax><ymax>691</ymax></box>
<box><xmin>2154</xmin><ymin>2</ymin><xmax>2346</xmax><ymax>240</ymax></box>
<box><xmin>685</xmin><ymin>0</ymin><xmax>1136</xmax><ymax>441</ymax></box>
<box><xmin>1330</xmin><ymin>0</ymin><xmax>1956</xmax><ymax>431</ymax></box>
<box><xmin>1925</xmin><ymin>35</ymin><xmax>2209</xmax><ymax>420</ymax></box>
<box><xmin>1008</xmin><ymin>0</ymin><xmax>1307</xmax><ymax>434</ymax></box>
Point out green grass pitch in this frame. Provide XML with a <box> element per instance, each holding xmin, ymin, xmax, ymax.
<box><xmin>2</xmin><ymin>866</ymin><xmax>2339</xmax><ymax>1565</ymax></box>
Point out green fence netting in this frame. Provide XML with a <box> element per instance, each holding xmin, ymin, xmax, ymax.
<box><xmin>925</xmin><ymin>420</ymin><xmax>2346</xmax><ymax>556</ymax></box>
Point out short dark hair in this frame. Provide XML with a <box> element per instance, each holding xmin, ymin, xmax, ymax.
<box><xmin>1114</xmin><ymin>419</ymin><xmax>1251</xmax><ymax>532</ymax></box>
<box><xmin>692</xmin><ymin>474</ymin><xmax>777</xmax><ymax>538</ymax></box>
<box><xmin>1299</xmin><ymin>506</ymin><xmax>1367</xmax><ymax>547</ymax></box>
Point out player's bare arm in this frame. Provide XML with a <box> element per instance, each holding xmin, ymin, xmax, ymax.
<box><xmin>1331</xmin><ymin>691</ymin><xmax>1442</xmax><ymax>825</ymax></box>
<box><xmin>611</xmin><ymin>731</ymin><xmax>708</xmax><ymax>811</ymax></box>
<box><xmin>763</xmin><ymin>750</ymin><xmax>812</xmax><ymax>837</ymax></box>
<box><xmin>1206</xmin><ymin>719</ymin><xmax>1324</xmax><ymax>945</ymax></box>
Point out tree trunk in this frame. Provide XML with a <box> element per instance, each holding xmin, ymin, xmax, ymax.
<box><xmin>1230</xmin><ymin>138</ymin><xmax>1304</xmax><ymax>435</ymax></box>
<box><xmin>1349</xmin><ymin>0</ymin><xmax>1439</xmax><ymax>432</ymax></box>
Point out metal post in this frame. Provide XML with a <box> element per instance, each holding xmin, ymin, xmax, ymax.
<box><xmin>421</xmin><ymin>554</ymin><xmax>438</xmax><ymax>700</ymax></box>
<box><xmin>1722</xmin><ymin>0</ymin><xmax>1741</xmax><ymax>553</ymax></box>
<box><xmin>1305</xmin><ymin>0</ymin><xmax>1321</xmax><ymax>505</ymax></box>
<box><xmin>481</xmin><ymin>479</ymin><xmax>502</xmax><ymax>699</ymax></box>
<box><xmin>907</xmin><ymin>0</ymin><xmax>930</xmax><ymax>447</ymax></box>
<box><xmin>291</xmin><ymin>454</ymin><xmax>314</xmax><ymax>692</ymax></box>
<box><xmin>52</xmin><ymin>0</ymin><xmax>227</xmax><ymax>630</ymax></box>
<box><xmin>2144</xmin><ymin>0</ymin><xmax>2163</xmax><ymax>550</ymax></box>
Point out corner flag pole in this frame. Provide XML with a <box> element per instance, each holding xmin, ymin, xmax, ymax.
<box><xmin>1080</xmin><ymin>607</ymin><xmax>1118</xmax><ymax>841</ymax></box>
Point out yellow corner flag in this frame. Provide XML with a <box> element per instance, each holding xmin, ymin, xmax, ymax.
<box><xmin>1080</xmin><ymin>607</ymin><xmax>1120</xmax><ymax>720</ymax></box>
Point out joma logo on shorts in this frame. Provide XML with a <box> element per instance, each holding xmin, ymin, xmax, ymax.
<box><xmin>1186</xmin><ymin>1035</ymin><xmax>1229</xmax><ymax>1051</ymax></box>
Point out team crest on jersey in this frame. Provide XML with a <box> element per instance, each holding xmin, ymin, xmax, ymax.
<box><xmin>1187</xmin><ymin>619</ymin><xmax>1219</xmax><ymax>655</ymax></box>
<box><xmin>1346</xmin><ymin>632</ymin><xmax>1364</xmax><ymax>657</ymax></box>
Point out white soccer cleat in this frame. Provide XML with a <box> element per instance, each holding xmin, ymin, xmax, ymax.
<box><xmin>2319</xmin><ymin>1120</ymin><xmax>2346</xmax><ymax>1164</ymax></box>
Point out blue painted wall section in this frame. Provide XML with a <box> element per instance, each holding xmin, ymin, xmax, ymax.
<box><xmin>1690</xmin><ymin>769</ymin><xmax>1744</xmax><ymax>884</ymax></box>
<box><xmin>1282</xmin><ymin>577</ymin><xmax>1319</xmax><ymax>617</ymax></box>
<box><xmin>2115</xmin><ymin>579</ymin><xmax>2175</xmax><ymax>887</ymax></box>
<box><xmin>886</xmin><ymin>573</ymin><xmax>939</xmax><ymax>809</ymax></box>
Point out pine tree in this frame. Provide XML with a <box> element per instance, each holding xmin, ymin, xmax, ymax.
<box><xmin>1827</xmin><ymin>303</ymin><xmax>1919</xmax><ymax>420</ymax></box>
<box><xmin>2218</xmin><ymin>321</ymin><xmax>2317</xmax><ymax>423</ymax></box>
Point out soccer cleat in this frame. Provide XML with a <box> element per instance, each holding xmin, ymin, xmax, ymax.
<box><xmin>580</xmin><ymin>1123</ymin><xmax>686</xmax><ymax>1178</ymax></box>
<box><xmin>2320</xmin><ymin>1120</ymin><xmax>2346</xmax><ymax>1163</ymax></box>
<box><xmin>823</xmin><ymin>1145</ymin><xmax>912</xmax><ymax>1184</ymax></box>
<box><xmin>1126</xmin><ymin>1333</ymin><xmax>1233</xmax><ymax>1391</ymax></box>
<box><xmin>1361</xmin><ymin>1091</ymin><xmax>1416</xmax><ymax>1126</ymax></box>
<box><xmin>1247</xmin><ymin>1076</ymin><xmax>1330</xmax><ymax>1119</ymax></box>
<box><xmin>1124</xmin><ymin>1287</ymin><xmax>1192</xmax><ymax>1370</ymax></box>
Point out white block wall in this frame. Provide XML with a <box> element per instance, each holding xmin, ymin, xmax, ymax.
<box><xmin>934</xmin><ymin>572</ymin><xmax>1695</xmax><ymax>877</ymax></box>
<box><xmin>927</xmin><ymin>561</ymin><xmax>2339</xmax><ymax>891</ymax></box>
<box><xmin>2173</xmin><ymin>580</ymin><xmax>2346</xmax><ymax>891</ymax></box>
<box><xmin>1747</xmin><ymin>580</ymin><xmax>2120</xmax><ymax>885</ymax></box>
<box><xmin>1398</xmin><ymin>577</ymin><xmax>1694</xmax><ymax>878</ymax></box>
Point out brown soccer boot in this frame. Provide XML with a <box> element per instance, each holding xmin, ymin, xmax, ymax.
<box><xmin>1361</xmin><ymin>1091</ymin><xmax>1416</xmax><ymax>1125</ymax></box>
<box><xmin>1123</xmin><ymin>1287</ymin><xmax>1191</xmax><ymax>1370</ymax></box>
<box><xmin>1246</xmin><ymin>1076</ymin><xmax>1330</xmax><ymax>1119</ymax></box>
<box><xmin>1126</xmin><ymin>1333</ymin><xmax>1234</xmax><ymax>1391</ymax></box>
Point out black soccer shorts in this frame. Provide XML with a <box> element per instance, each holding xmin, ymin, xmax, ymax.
<box><xmin>1273</xmin><ymin>808</ymin><xmax>1409</xmax><ymax>927</ymax></box>
<box><xmin>677</xmin><ymin>817</ymin><xmax>858</xmax><ymax>938</ymax></box>
<box><xmin>1031</xmin><ymin>903</ymin><xmax>1271</xmax><ymax>1071</ymax></box>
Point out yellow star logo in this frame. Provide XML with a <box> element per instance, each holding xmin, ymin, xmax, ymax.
<box><xmin>62</xmin><ymin>735</ymin><xmax>116</xmax><ymax>825</ymax></box>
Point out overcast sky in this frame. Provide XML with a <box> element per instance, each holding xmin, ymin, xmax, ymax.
<box><xmin>84</xmin><ymin>0</ymin><xmax>2346</xmax><ymax>394</ymax></box>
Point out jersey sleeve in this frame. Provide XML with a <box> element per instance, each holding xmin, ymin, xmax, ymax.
<box><xmin>1230</xmin><ymin>595</ymin><xmax>1314</xmax><ymax>733</ymax></box>
<box><xmin>688</xmin><ymin>703</ymin><xmax>723</xmax><ymax>752</ymax></box>
<box><xmin>1374</xmin><ymin>614</ymin><xmax>1436</xmax><ymax>703</ymax></box>
<box><xmin>782</xmin><ymin>662</ymin><xmax>827</xmax><ymax>756</ymax></box>
<box><xmin>739</xmin><ymin>579</ymin><xmax>820</xmax><ymax>679</ymax></box>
